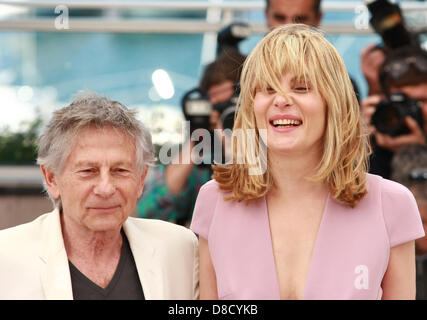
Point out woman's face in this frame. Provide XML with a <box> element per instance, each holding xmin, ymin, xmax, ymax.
<box><xmin>253</xmin><ymin>73</ymin><xmax>327</xmax><ymax>157</ymax></box>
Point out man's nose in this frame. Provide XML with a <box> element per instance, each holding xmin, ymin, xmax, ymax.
<box><xmin>93</xmin><ymin>171</ymin><xmax>116</xmax><ymax>197</ymax></box>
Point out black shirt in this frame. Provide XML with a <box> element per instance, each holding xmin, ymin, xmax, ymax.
<box><xmin>69</xmin><ymin>231</ymin><xmax>145</xmax><ymax>300</ymax></box>
<box><xmin>369</xmin><ymin>146</ymin><xmax>394</xmax><ymax>179</ymax></box>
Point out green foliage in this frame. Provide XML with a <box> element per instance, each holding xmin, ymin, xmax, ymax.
<box><xmin>0</xmin><ymin>118</ymin><xmax>42</xmax><ymax>164</ymax></box>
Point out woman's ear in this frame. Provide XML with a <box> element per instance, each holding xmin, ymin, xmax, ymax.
<box><xmin>40</xmin><ymin>165</ymin><xmax>60</xmax><ymax>199</ymax></box>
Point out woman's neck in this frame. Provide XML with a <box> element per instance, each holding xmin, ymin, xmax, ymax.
<box><xmin>267</xmin><ymin>148</ymin><xmax>327</xmax><ymax>199</ymax></box>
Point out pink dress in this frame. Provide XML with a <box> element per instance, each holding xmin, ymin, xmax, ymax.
<box><xmin>190</xmin><ymin>173</ymin><xmax>425</xmax><ymax>299</ymax></box>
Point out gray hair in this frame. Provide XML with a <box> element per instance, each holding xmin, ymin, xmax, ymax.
<box><xmin>37</xmin><ymin>91</ymin><xmax>155</xmax><ymax>208</ymax></box>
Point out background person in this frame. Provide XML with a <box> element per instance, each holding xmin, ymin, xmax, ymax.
<box><xmin>191</xmin><ymin>24</ymin><xmax>424</xmax><ymax>300</ymax></box>
<box><xmin>265</xmin><ymin>0</ymin><xmax>322</xmax><ymax>29</ymax></box>
<box><xmin>0</xmin><ymin>92</ymin><xmax>199</xmax><ymax>300</ymax></box>
<box><xmin>361</xmin><ymin>46</ymin><xmax>427</xmax><ymax>179</ymax></box>
<box><xmin>391</xmin><ymin>144</ymin><xmax>427</xmax><ymax>300</ymax></box>
<box><xmin>360</xmin><ymin>0</ymin><xmax>420</xmax><ymax>97</ymax></box>
<box><xmin>138</xmin><ymin>51</ymin><xmax>246</xmax><ymax>226</ymax></box>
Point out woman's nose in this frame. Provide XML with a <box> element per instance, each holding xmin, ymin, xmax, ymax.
<box><xmin>273</xmin><ymin>92</ymin><xmax>293</xmax><ymax>108</ymax></box>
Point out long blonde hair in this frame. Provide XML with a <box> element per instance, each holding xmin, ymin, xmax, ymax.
<box><xmin>213</xmin><ymin>24</ymin><xmax>370</xmax><ymax>208</ymax></box>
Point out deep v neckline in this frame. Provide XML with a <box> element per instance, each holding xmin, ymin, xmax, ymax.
<box><xmin>263</xmin><ymin>192</ymin><xmax>331</xmax><ymax>300</ymax></box>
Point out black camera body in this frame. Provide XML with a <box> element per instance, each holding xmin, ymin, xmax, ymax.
<box><xmin>371</xmin><ymin>92</ymin><xmax>424</xmax><ymax>137</ymax></box>
<box><xmin>216</xmin><ymin>22</ymin><xmax>251</xmax><ymax>56</ymax></box>
<box><xmin>182</xmin><ymin>86</ymin><xmax>238</xmax><ymax>134</ymax></box>
<box><xmin>366</xmin><ymin>0</ymin><xmax>418</xmax><ymax>49</ymax></box>
<box><xmin>212</xmin><ymin>85</ymin><xmax>239</xmax><ymax>131</ymax></box>
<box><xmin>181</xmin><ymin>88</ymin><xmax>212</xmax><ymax>134</ymax></box>
<box><xmin>215</xmin><ymin>97</ymin><xmax>237</xmax><ymax>132</ymax></box>
<box><xmin>409</xmin><ymin>168</ymin><xmax>427</xmax><ymax>181</ymax></box>
<box><xmin>181</xmin><ymin>87</ymin><xmax>237</xmax><ymax>167</ymax></box>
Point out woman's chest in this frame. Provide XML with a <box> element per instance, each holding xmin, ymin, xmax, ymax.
<box><xmin>208</xmin><ymin>195</ymin><xmax>390</xmax><ymax>300</ymax></box>
<box><xmin>268</xmin><ymin>198</ymin><xmax>326</xmax><ymax>299</ymax></box>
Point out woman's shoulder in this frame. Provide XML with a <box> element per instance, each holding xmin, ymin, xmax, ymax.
<box><xmin>366</xmin><ymin>173</ymin><xmax>413</xmax><ymax>197</ymax></box>
<box><xmin>366</xmin><ymin>174</ymin><xmax>424</xmax><ymax>247</ymax></box>
<box><xmin>200</xmin><ymin>179</ymin><xmax>219</xmax><ymax>190</ymax></box>
<box><xmin>199</xmin><ymin>179</ymin><xmax>229</xmax><ymax>197</ymax></box>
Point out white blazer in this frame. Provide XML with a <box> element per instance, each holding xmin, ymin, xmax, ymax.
<box><xmin>0</xmin><ymin>209</ymin><xmax>199</xmax><ymax>300</ymax></box>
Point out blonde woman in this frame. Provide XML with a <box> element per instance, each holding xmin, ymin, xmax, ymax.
<box><xmin>190</xmin><ymin>24</ymin><xmax>424</xmax><ymax>300</ymax></box>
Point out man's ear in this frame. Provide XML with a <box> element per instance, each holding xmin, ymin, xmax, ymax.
<box><xmin>137</xmin><ymin>167</ymin><xmax>149</xmax><ymax>199</ymax></box>
<box><xmin>315</xmin><ymin>12</ymin><xmax>323</xmax><ymax>27</ymax></box>
<box><xmin>40</xmin><ymin>165</ymin><xmax>60</xmax><ymax>199</ymax></box>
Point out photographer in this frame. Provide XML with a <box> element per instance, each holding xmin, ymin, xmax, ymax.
<box><xmin>362</xmin><ymin>46</ymin><xmax>427</xmax><ymax>179</ymax></box>
<box><xmin>361</xmin><ymin>0</ymin><xmax>421</xmax><ymax>96</ymax></box>
<box><xmin>391</xmin><ymin>144</ymin><xmax>427</xmax><ymax>299</ymax></box>
<box><xmin>137</xmin><ymin>51</ymin><xmax>245</xmax><ymax>226</ymax></box>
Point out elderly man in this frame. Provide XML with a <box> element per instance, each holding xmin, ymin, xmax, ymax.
<box><xmin>0</xmin><ymin>92</ymin><xmax>198</xmax><ymax>300</ymax></box>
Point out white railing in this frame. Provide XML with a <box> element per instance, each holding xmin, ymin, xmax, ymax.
<box><xmin>0</xmin><ymin>0</ymin><xmax>426</xmax><ymax>11</ymax></box>
<box><xmin>0</xmin><ymin>1</ymin><xmax>425</xmax><ymax>34</ymax></box>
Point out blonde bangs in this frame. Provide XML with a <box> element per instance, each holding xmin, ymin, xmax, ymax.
<box><xmin>245</xmin><ymin>30</ymin><xmax>323</xmax><ymax>99</ymax></box>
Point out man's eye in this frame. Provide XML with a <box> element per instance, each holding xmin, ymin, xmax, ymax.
<box><xmin>79</xmin><ymin>168</ymin><xmax>96</xmax><ymax>174</ymax></box>
<box><xmin>273</xmin><ymin>14</ymin><xmax>286</xmax><ymax>22</ymax></box>
<box><xmin>115</xmin><ymin>168</ymin><xmax>129</xmax><ymax>173</ymax></box>
<box><xmin>294</xmin><ymin>16</ymin><xmax>308</xmax><ymax>23</ymax></box>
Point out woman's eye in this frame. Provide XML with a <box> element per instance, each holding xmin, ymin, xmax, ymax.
<box><xmin>266</xmin><ymin>87</ymin><xmax>275</xmax><ymax>94</ymax></box>
<box><xmin>295</xmin><ymin>86</ymin><xmax>309</xmax><ymax>92</ymax></box>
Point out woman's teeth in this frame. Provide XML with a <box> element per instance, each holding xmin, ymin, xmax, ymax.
<box><xmin>272</xmin><ymin>119</ymin><xmax>302</xmax><ymax>127</ymax></box>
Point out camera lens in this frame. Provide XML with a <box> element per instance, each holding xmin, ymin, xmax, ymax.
<box><xmin>220</xmin><ymin>106</ymin><xmax>236</xmax><ymax>131</ymax></box>
<box><xmin>372</xmin><ymin>103</ymin><xmax>402</xmax><ymax>136</ymax></box>
<box><xmin>371</xmin><ymin>93</ymin><xmax>423</xmax><ymax>137</ymax></box>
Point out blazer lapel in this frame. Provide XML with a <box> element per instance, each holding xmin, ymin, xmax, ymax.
<box><xmin>39</xmin><ymin>209</ymin><xmax>73</xmax><ymax>300</ymax></box>
<box><xmin>124</xmin><ymin>219</ymin><xmax>166</xmax><ymax>300</ymax></box>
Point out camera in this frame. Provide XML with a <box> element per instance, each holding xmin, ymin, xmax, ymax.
<box><xmin>181</xmin><ymin>88</ymin><xmax>212</xmax><ymax>134</ymax></box>
<box><xmin>371</xmin><ymin>92</ymin><xmax>424</xmax><ymax>137</ymax></box>
<box><xmin>181</xmin><ymin>87</ymin><xmax>237</xmax><ymax>166</ymax></box>
<box><xmin>181</xmin><ymin>85</ymin><xmax>238</xmax><ymax>134</ymax></box>
<box><xmin>212</xmin><ymin>83</ymin><xmax>240</xmax><ymax>131</ymax></box>
<box><xmin>213</xmin><ymin>95</ymin><xmax>237</xmax><ymax>132</ymax></box>
<box><xmin>366</xmin><ymin>0</ymin><xmax>419</xmax><ymax>49</ymax></box>
<box><xmin>409</xmin><ymin>168</ymin><xmax>427</xmax><ymax>181</ymax></box>
<box><xmin>217</xmin><ymin>22</ymin><xmax>251</xmax><ymax>56</ymax></box>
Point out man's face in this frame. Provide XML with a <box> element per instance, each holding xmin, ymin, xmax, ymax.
<box><xmin>43</xmin><ymin>126</ymin><xmax>147</xmax><ymax>234</ymax></box>
<box><xmin>266</xmin><ymin>0</ymin><xmax>322</xmax><ymax>30</ymax></box>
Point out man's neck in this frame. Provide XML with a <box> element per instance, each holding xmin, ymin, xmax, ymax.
<box><xmin>60</xmin><ymin>213</ymin><xmax>123</xmax><ymax>265</ymax></box>
<box><xmin>60</xmin><ymin>213</ymin><xmax>124</xmax><ymax>288</ymax></box>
